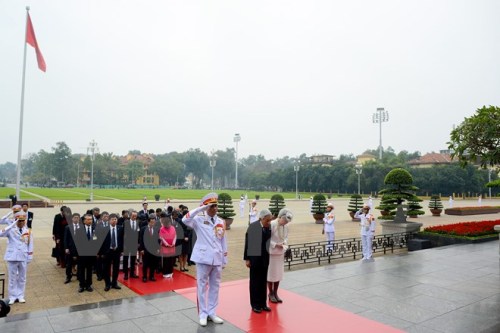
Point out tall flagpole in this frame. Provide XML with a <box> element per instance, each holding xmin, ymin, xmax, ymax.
<box><xmin>16</xmin><ymin>6</ymin><xmax>30</xmax><ymax>200</ymax></box>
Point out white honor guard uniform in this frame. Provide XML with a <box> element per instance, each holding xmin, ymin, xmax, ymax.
<box><xmin>249</xmin><ymin>201</ymin><xmax>258</xmax><ymax>223</ymax></box>
<box><xmin>182</xmin><ymin>193</ymin><xmax>227</xmax><ymax>326</ymax></box>
<box><xmin>0</xmin><ymin>205</ymin><xmax>22</xmax><ymax>225</ymax></box>
<box><xmin>239</xmin><ymin>196</ymin><xmax>245</xmax><ymax>218</ymax></box>
<box><xmin>0</xmin><ymin>212</ymin><xmax>34</xmax><ymax>304</ymax></box>
<box><xmin>354</xmin><ymin>207</ymin><xmax>375</xmax><ymax>261</ymax></box>
<box><xmin>323</xmin><ymin>203</ymin><xmax>335</xmax><ymax>250</ymax></box>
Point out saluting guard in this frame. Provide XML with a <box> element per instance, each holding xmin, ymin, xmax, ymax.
<box><xmin>182</xmin><ymin>192</ymin><xmax>227</xmax><ymax>327</ymax></box>
<box><xmin>0</xmin><ymin>211</ymin><xmax>34</xmax><ymax>305</ymax></box>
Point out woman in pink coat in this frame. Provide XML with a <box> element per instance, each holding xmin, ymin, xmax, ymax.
<box><xmin>159</xmin><ymin>214</ymin><xmax>177</xmax><ymax>278</ymax></box>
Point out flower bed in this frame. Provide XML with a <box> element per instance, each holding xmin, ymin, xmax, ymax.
<box><xmin>417</xmin><ymin>220</ymin><xmax>500</xmax><ymax>247</ymax></box>
<box><xmin>423</xmin><ymin>220</ymin><xmax>499</xmax><ymax>237</ymax></box>
<box><xmin>445</xmin><ymin>206</ymin><xmax>500</xmax><ymax>216</ymax></box>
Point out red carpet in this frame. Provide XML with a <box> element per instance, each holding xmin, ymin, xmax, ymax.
<box><xmin>177</xmin><ymin>279</ymin><xmax>404</xmax><ymax>333</ymax></box>
<box><xmin>117</xmin><ymin>269</ymin><xmax>197</xmax><ymax>295</ymax></box>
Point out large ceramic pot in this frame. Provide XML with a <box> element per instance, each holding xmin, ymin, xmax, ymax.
<box><xmin>312</xmin><ymin>213</ymin><xmax>324</xmax><ymax>224</ymax></box>
<box><xmin>430</xmin><ymin>208</ymin><xmax>442</xmax><ymax>217</ymax></box>
<box><xmin>224</xmin><ymin>218</ymin><xmax>234</xmax><ymax>230</ymax></box>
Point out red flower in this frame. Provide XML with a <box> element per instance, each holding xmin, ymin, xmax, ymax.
<box><xmin>424</xmin><ymin>220</ymin><xmax>500</xmax><ymax>237</ymax></box>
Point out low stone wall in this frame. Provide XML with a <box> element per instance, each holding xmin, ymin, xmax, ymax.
<box><xmin>445</xmin><ymin>207</ymin><xmax>500</xmax><ymax>215</ymax></box>
<box><xmin>0</xmin><ymin>200</ymin><xmax>53</xmax><ymax>208</ymax></box>
<box><xmin>416</xmin><ymin>232</ymin><xmax>498</xmax><ymax>247</ymax></box>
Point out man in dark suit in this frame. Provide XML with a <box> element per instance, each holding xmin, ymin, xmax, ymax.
<box><xmin>244</xmin><ymin>209</ymin><xmax>273</xmax><ymax>313</ymax></box>
<box><xmin>137</xmin><ymin>202</ymin><xmax>149</xmax><ymax>226</ymax></box>
<box><xmin>123</xmin><ymin>210</ymin><xmax>140</xmax><ymax>280</ymax></box>
<box><xmin>63</xmin><ymin>213</ymin><xmax>81</xmax><ymax>284</ymax></box>
<box><xmin>53</xmin><ymin>206</ymin><xmax>69</xmax><ymax>267</ymax></box>
<box><xmin>100</xmin><ymin>214</ymin><xmax>124</xmax><ymax>291</ymax></box>
<box><xmin>75</xmin><ymin>214</ymin><xmax>99</xmax><ymax>292</ymax></box>
<box><xmin>139</xmin><ymin>214</ymin><xmax>160</xmax><ymax>282</ymax></box>
<box><xmin>21</xmin><ymin>204</ymin><xmax>34</xmax><ymax>229</ymax></box>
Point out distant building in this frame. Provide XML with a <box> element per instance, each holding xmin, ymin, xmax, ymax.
<box><xmin>309</xmin><ymin>154</ymin><xmax>336</xmax><ymax>166</ymax></box>
<box><xmin>408</xmin><ymin>152</ymin><xmax>453</xmax><ymax>168</ymax></box>
<box><xmin>119</xmin><ymin>153</ymin><xmax>159</xmax><ymax>186</ymax></box>
<box><xmin>356</xmin><ymin>153</ymin><xmax>376</xmax><ymax>165</ymax></box>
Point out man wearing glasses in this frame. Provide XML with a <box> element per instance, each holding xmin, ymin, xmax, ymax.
<box><xmin>182</xmin><ymin>193</ymin><xmax>228</xmax><ymax>327</ymax></box>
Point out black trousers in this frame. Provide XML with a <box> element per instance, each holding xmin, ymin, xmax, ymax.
<box><xmin>104</xmin><ymin>250</ymin><xmax>121</xmax><ymax>286</ymax></box>
<box><xmin>249</xmin><ymin>261</ymin><xmax>269</xmax><ymax>308</ymax></box>
<box><xmin>78</xmin><ymin>256</ymin><xmax>96</xmax><ymax>288</ymax></box>
<box><xmin>142</xmin><ymin>253</ymin><xmax>158</xmax><ymax>279</ymax></box>
<box><xmin>122</xmin><ymin>254</ymin><xmax>136</xmax><ymax>276</ymax></box>
<box><xmin>65</xmin><ymin>254</ymin><xmax>78</xmax><ymax>279</ymax></box>
<box><xmin>161</xmin><ymin>256</ymin><xmax>175</xmax><ymax>275</ymax></box>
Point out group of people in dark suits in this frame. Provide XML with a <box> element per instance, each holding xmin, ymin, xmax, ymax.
<box><xmin>53</xmin><ymin>203</ymin><xmax>194</xmax><ymax>292</ymax></box>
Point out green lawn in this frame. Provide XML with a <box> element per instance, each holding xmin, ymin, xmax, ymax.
<box><xmin>2</xmin><ymin>187</ymin><xmax>312</xmax><ymax>201</ymax></box>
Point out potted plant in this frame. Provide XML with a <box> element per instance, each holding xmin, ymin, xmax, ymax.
<box><xmin>154</xmin><ymin>194</ymin><xmax>160</xmax><ymax>201</ymax></box>
<box><xmin>428</xmin><ymin>195</ymin><xmax>443</xmax><ymax>216</ymax></box>
<box><xmin>378</xmin><ymin>168</ymin><xmax>423</xmax><ymax>234</ymax></box>
<box><xmin>311</xmin><ymin>194</ymin><xmax>327</xmax><ymax>224</ymax></box>
<box><xmin>269</xmin><ymin>194</ymin><xmax>285</xmax><ymax>218</ymax></box>
<box><xmin>347</xmin><ymin>194</ymin><xmax>364</xmax><ymax>221</ymax></box>
<box><xmin>217</xmin><ymin>192</ymin><xmax>236</xmax><ymax>229</ymax></box>
<box><xmin>407</xmin><ymin>196</ymin><xmax>425</xmax><ymax>218</ymax></box>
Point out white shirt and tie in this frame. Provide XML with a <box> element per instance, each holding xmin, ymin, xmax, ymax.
<box><xmin>110</xmin><ymin>226</ymin><xmax>117</xmax><ymax>249</ymax></box>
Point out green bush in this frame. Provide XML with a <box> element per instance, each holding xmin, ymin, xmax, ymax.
<box><xmin>428</xmin><ymin>195</ymin><xmax>444</xmax><ymax>209</ymax></box>
<box><xmin>407</xmin><ymin>197</ymin><xmax>425</xmax><ymax>216</ymax></box>
<box><xmin>347</xmin><ymin>194</ymin><xmax>363</xmax><ymax>213</ymax></box>
<box><xmin>217</xmin><ymin>192</ymin><xmax>236</xmax><ymax>219</ymax></box>
<box><xmin>269</xmin><ymin>194</ymin><xmax>285</xmax><ymax>217</ymax></box>
<box><xmin>311</xmin><ymin>194</ymin><xmax>327</xmax><ymax>214</ymax></box>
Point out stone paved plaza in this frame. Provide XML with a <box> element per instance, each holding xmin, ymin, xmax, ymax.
<box><xmin>0</xmin><ymin>197</ymin><xmax>499</xmax><ymax>332</ymax></box>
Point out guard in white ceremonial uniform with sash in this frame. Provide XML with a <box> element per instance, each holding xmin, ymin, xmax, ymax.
<box><xmin>182</xmin><ymin>193</ymin><xmax>227</xmax><ymax>327</ymax></box>
<box><xmin>323</xmin><ymin>203</ymin><xmax>335</xmax><ymax>251</ymax></box>
<box><xmin>0</xmin><ymin>212</ymin><xmax>34</xmax><ymax>305</ymax></box>
<box><xmin>354</xmin><ymin>206</ymin><xmax>376</xmax><ymax>261</ymax></box>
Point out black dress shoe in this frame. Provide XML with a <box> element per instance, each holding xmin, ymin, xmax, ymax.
<box><xmin>112</xmin><ymin>285</ymin><xmax>121</xmax><ymax>290</ymax></box>
<box><xmin>64</xmin><ymin>278</ymin><xmax>71</xmax><ymax>284</ymax></box>
<box><xmin>142</xmin><ymin>277</ymin><xmax>147</xmax><ymax>282</ymax></box>
<box><xmin>78</xmin><ymin>287</ymin><xmax>85</xmax><ymax>293</ymax></box>
<box><xmin>104</xmin><ymin>286</ymin><xmax>110</xmax><ymax>292</ymax></box>
<box><xmin>261</xmin><ymin>306</ymin><xmax>272</xmax><ymax>312</ymax></box>
<box><xmin>149</xmin><ymin>277</ymin><xmax>157</xmax><ymax>282</ymax></box>
<box><xmin>123</xmin><ymin>274</ymin><xmax>129</xmax><ymax>280</ymax></box>
<box><xmin>252</xmin><ymin>307</ymin><xmax>262</xmax><ymax>313</ymax></box>
<box><xmin>86</xmin><ymin>286</ymin><xmax>94</xmax><ymax>292</ymax></box>
<box><xmin>130</xmin><ymin>274</ymin><xmax>139</xmax><ymax>278</ymax></box>
<box><xmin>275</xmin><ymin>296</ymin><xmax>283</xmax><ymax>303</ymax></box>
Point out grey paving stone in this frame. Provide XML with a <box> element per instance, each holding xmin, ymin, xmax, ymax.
<box><xmin>48</xmin><ymin>308</ymin><xmax>112</xmax><ymax>332</ymax></box>
<box><xmin>147</xmin><ymin>294</ymin><xmax>197</xmax><ymax>313</ymax></box>
<box><xmin>0</xmin><ymin>316</ymin><xmax>55</xmax><ymax>333</ymax></box>
<box><xmin>99</xmin><ymin>298</ymin><xmax>161</xmax><ymax>322</ymax></box>
<box><xmin>419</xmin><ymin>310</ymin><xmax>499</xmax><ymax>333</ymax></box>
<box><xmin>356</xmin><ymin>309</ymin><xmax>413</xmax><ymax>330</ymax></box>
<box><xmin>69</xmin><ymin>320</ymin><xmax>143</xmax><ymax>333</ymax></box>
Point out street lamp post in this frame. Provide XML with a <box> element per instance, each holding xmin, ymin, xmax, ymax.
<box><xmin>372</xmin><ymin>107</ymin><xmax>389</xmax><ymax>159</ymax></box>
<box><xmin>87</xmin><ymin>140</ymin><xmax>98</xmax><ymax>202</ymax></box>
<box><xmin>294</xmin><ymin>164</ymin><xmax>300</xmax><ymax>199</ymax></box>
<box><xmin>488</xmin><ymin>168</ymin><xmax>492</xmax><ymax>199</ymax></box>
<box><xmin>355</xmin><ymin>163</ymin><xmax>363</xmax><ymax>195</ymax></box>
<box><xmin>234</xmin><ymin>133</ymin><xmax>241</xmax><ymax>189</ymax></box>
<box><xmin>210</xmin><ymin>157</ymin><xmax>216</xmax><ymax>191</ymax></box>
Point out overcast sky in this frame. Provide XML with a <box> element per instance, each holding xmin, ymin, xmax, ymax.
<box><xmin>1</xmin><ymin>0</ymin><xmax>499</xmax><ymax>164</ymax></box>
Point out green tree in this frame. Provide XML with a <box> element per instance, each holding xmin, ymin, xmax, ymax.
<box><xmin>52</xmin><ymin>142</ymin><xmax>75</xmax><ymax>182</ymax></box>
<box><xmin>127</xmin><ymin>160</ymin><xmax>143</xmax><ymax>185</ymax></box>
<box><xmin>448</xmin><ymin>105</ymin><xmax>500</xmax><ymax>168</ymax></box>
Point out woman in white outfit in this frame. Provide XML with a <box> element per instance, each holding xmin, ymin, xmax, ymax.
<box><xmin>267</xmin><ymin>208</ymin><xmax>292</xmax><ymax>303</ymax></box>
<box><xmin>323</xmin><ymin>203</ymin><xmax>335</xmax><ymax>251</ymax></box>
<box><xmin>354</xmin><ymin>206</ymin><xmax>376</xmax><ymax>261</ymax></box>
